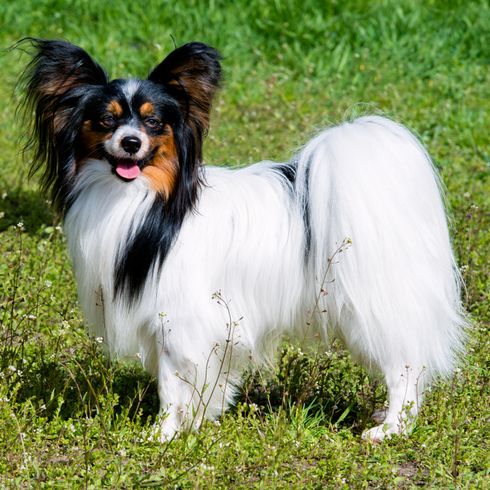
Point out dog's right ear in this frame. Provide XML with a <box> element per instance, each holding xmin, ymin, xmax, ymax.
<box><xmin>20</xmin><ymin>38</ymin><xmax>108</xmax><ymax>138</ymax></box>
<box><xmin>21</xmin><ymin>38</ymin><xmax>108</xmax><ymax>101</ymax></box>
<box><xmin>19</xmin><ymin>39</ymin><xmax>108</xmax><ymax>211</ymax></box>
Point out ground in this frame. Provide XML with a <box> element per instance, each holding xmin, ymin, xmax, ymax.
<box><xmin>0</xmin><ymin>0</ymin><xmax>488</xmax><ymax>487</ymax></box>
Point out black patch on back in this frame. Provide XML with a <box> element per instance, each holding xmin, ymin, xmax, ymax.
<box><xmin>302</xmin><ymin>161</ymin><xmax>312</xmax><ymax>257</ymax></box>
<box><xmin>275</xmin><ymin>162</ymin><xmax>297</xmax><ymax>185</ymax></box>
<box><xmin>274</xmin><ymin>156</ymin><xmax>311</xmax><ymax>259</ymax></box>
<box><xmin>275</xmin><ymin>158</ymin><xmax>311</xmax><ymax>258</ymax></box>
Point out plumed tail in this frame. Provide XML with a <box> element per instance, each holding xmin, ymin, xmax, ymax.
<box><xmin>295</xmin><ymin>116</ymin><xmax>467</xmax><ymax>378</ymax></box>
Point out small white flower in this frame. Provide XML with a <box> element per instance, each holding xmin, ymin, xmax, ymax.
<box><xmin>95</xmin><ymin>337</ymin><xmax>104</xmax><ymax>344</ymax></box>
<box><xmin>7</xmin><ymin>365</ymin><xmax>17</xmax><ymax>373</ymax></box>
<box><xmin>59</xmin><ymin>320</ymin><xmax>70</xmax><ymax>333</ymax></box>
<box><xmin>44</xmin><ymin>280</ymin><xmax>52</xmax><ymax>288</ymax></box>
<box><xmin>17</xmin><ymin>222</ymin><xmax>24</xmax><ymax>230</ymax></box>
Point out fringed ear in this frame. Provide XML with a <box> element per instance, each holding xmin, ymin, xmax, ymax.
<box><xmin>19</xmin><ymin>38</ymin><xmax>108</xmax><ymax>211</ymax></box>
<box><xmin>148</xmin><ymin>42</ymin><xmax>222</xmax><ymax>149</ymax></box>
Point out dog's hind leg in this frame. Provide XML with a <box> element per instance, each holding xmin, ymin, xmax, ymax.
<box><xmin>335</xmin><ymin>310</ymin><xmax>427</xmax><ymax>442</ymax></box>
<box><xmin>362</xmin><ymin>363</ymin><xmax>425</xmax><ymax>442</ymax></box>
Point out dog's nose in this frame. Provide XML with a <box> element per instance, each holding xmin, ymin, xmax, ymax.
<box><xmin>121</xmin><ymin>136</ymin><xmax>142</xmax><ymax>155</ymax></box>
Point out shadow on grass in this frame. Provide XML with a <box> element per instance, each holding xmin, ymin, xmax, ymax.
<box><xmin>235</xmin><ymin>344</ymin><xmax>385</xmax><ymax>433</ymax></box>
<box><xmin>8</xmin><ymin>336</ymin><xmax>383</xmax><ymax>434</ymax></box>
<box><xmin>0</xmin><ymin>184</ymin><xmax>55</xmax><ymax>232</ymax></box>
<box><xmin>11</xmin><ymin>355</ymin><xmax>160</xmax><ymax>423</ymax></box>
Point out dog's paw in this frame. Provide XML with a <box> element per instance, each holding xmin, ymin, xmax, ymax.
<box><xmin>148</xmin><ymin>414</ymin><xmax>182</xmax><ymax>443</ymax></box>
<box><xmin>149</xmin><ymin>424</ymin><xmax>180</xmax><ymax>443</ymax></box>
<box><xmin>361</xmin><ymin>423</ymin><xmax>399</xmax><ymax>443</ymax></box>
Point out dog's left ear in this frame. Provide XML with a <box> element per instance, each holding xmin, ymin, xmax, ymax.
<box><xmin>148</xmin><ymin>42</ymin><xmax>222</xmax><ymax>136</ymax></box>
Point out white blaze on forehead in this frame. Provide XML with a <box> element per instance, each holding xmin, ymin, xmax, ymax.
<box><xmin>122</xmin><ymin>79</ymin><xmax>141</xmax><ymax>101</ymax></box>
<box><xmin>104</xmin><ymin>124</ymin><xmax>150</xmax><ymax>160</ymax></box>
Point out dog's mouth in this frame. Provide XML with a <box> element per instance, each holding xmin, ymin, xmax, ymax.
<box><xmin>106</xmin><ymin>152</ymin><xmax>155</xmax><ymax>182</ymax></box>
<box><xmin>113</xmin><ymin>158</ymin><xmax>142</xmax><ymax>181</ymax></box>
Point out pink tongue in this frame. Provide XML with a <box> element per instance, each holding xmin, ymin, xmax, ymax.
<box><xmin>115</xmin><ymin>161</ymin><xmax>140</xmax><ymax>180</ymax></box>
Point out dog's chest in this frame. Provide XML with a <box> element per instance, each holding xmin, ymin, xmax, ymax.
<box><xmin>63</xmin><ymin>166</ymin><xmax>155</xmax><ymax>330</ymax></box>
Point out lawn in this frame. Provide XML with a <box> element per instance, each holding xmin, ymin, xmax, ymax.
<box><xmin>0</xmin><ymin>0</ymin><xmax>489</xmax><ymax>487</ymax></box>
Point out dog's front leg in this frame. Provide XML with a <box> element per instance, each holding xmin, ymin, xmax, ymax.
<box><xmin>153</xmin><ymin>357</ymin><xmax>199</xmax><ymax>441</ymax></box>
<box><xmin>151</xmin><ymin>341</ymin><xmax>236</xmax><ymax>442</ymax></box>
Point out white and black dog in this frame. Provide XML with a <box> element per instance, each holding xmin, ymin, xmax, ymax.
<box><xmin>21</xmin><ymin>38</ymin><xmax>466</xmax><ymax>441</ymax></box>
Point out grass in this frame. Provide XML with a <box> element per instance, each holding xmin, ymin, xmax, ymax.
<box><xmin>0</xmin><ymin>0</ymin><xmax>489</xmax><ymax>487</ymax></box>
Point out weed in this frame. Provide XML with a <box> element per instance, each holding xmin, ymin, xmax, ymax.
<box><xmin>0</xmin><ymin>0</ymin><xmax>488</xmax><ymax>487</ymax></box>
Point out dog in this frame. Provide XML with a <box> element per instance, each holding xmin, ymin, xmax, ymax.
<box><xmin>20</xmin><ymin>38</ymin><xmax>466</xmax><ymax>441</ymax></box>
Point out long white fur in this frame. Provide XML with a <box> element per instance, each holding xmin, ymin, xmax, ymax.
<box><xmin>64</xmin><ymin>116</ymin><xmax>466</xmax><ymax>441</ymax></box>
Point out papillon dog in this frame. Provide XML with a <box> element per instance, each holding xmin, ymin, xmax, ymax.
<box><xmin>20</xmin><ymin>39</ymin><xmax>466</xmax><ymax>442</ymax></box>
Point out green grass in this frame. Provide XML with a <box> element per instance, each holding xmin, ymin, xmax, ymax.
<box><xmin>1</xmin><ymin>0</ymin><xmax>489</xmax><ymax>487</ymax></box>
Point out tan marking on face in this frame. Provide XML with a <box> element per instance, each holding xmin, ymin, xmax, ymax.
<box><xmin>139</xmin><ymin>102</ymin><xmax>155</xmax><ymax>118</ymax></box>
<box><xmin>108</xmin><ymin>100</ymin><xmax>123</xmax><ymax>117</ymax></box>
<box><xmin>76</xmin><ymin>120</ymin><xmax>112</xmax><ymax>170</ymax></box>
<box><xmin>142</xmin><ymin>125</ymin><xmax>178</xmax><ymax>197</ymax></box>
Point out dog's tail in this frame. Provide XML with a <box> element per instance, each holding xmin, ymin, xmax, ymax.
<box><xmin>295</xmin><ymin>115</ymin><xmax>467</xmax><ymax>379</ymax></box>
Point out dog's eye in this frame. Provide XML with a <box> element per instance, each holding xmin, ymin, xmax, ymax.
<box><xmin>145</xmin><ymin>117</ymin><xmax>162</xmax><ymax>130</ymax></box>
<box><xmin>100</xmin><ymin>114</ymin><xmax>116</xmax><ymax>129</ymax></box>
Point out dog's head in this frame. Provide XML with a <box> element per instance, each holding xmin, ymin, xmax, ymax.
<box><xmin>20</xmin><ymin>39</ymin><xmax>222</xmax><ymax>210</ymax></box>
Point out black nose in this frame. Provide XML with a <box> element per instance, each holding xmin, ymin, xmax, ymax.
<box><xmin>121</xmin><ymin>136</ymin><xmax>142</xmax><ymax>154</ymax></box>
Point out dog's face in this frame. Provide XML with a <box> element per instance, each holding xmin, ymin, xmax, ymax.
<box><xmin>22</xmin><ymin>39</ymin><xmax>222</xmax><ymax>206</ymax></box>
<box><xmin>77</xmin><ymin>79</ymin><xmax>181</xmax><ymax>193</ymax></box>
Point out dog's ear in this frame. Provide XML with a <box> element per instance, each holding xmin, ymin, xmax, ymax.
<box><xmin>148</xmin><ymin>42</ymin><xmax>222</xmax><ymax>137</ymax></box>
<box><xmin>21</xmin><ymin>38</ymin><xmax>108</xmax><ymax>137</ymax></box>
<box><xmin>22</xmin><ymin>38</ymin><xmax>108</xmax><ymax>102</ymax></box>
<box><xmin>20</xmin><ymin>39</ymin><xmax>108</xmax><ymax>211</ymax></box>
